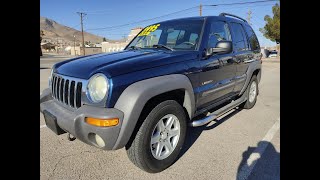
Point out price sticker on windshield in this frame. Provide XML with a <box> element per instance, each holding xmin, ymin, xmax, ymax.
<box><xmin>138</xmin><ymin>24</ymin><xmax>160</xmax><ymax>36</ymax></box>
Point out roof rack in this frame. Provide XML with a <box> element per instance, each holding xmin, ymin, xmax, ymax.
<box><xmin>219</xmin><ymin>13</ymin><xmax>247</xmax><ymax>23</ymax></box>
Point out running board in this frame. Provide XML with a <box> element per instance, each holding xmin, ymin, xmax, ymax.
<box><xmin>189</xmin><ymin>95</ymin><xmax>247</xmax><ymax>127</ymax></box>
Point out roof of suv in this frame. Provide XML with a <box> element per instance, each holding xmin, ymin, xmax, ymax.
<box><xmin>157</xmin><ymin>15</ymin><xmax>248</xmax><ymax>25</ymax></box>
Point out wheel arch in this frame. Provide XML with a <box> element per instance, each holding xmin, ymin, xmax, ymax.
<box><xmin>112</xmin><ymin>74</ymin><xmax>195</xmax><ymax>150</ymax></box>
<box><xmin>239</xmin><ymin>61</ymin><xmax>261</xmax><ymax>95</ymax></box>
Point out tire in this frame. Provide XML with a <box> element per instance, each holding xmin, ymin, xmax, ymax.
<box><xmin>126</xmin><ymin>100</ymin><xmax>187</xmax><ymax>173</ymax></box>
<box><xmin>241</xmin><ymin>75</ymin><xmax>259</xmax><ymax>109</ymax></box>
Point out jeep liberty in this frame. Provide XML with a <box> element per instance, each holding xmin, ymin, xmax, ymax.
<box><xmin>40</xmin><ymin>13</ymin><xmax>261</xmax><ymax>173</ymax></box>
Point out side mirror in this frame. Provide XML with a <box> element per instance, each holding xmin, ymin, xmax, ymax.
<box><xmin>206</xmin><ymin>41</ymin><xmax>233</xmax><ymax>56</ymax></box>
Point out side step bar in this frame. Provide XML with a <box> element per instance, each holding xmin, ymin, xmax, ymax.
<box><xmin>189</xmin><ymin>95</ymin><xmax>247</xmax><ymax>127</ymax></box>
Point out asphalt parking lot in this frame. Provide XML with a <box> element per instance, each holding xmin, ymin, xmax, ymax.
<box><xmin>40</xmin><ymin>56</ymin><xmax>280</xmax><ymax>180</ymax></box>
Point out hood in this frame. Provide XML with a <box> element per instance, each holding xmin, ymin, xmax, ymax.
<box><xmin>54</xmin><ymin>49</ymin><xmax>198</xmax><ymax>79</ymax></box>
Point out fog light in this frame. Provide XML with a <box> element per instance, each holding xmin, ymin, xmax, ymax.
<box><xmin>95</xmin><ymin>134</ymin><xmax>105</xmax><ymax>147</ymax></box>
<box><xmin>85</xmin><ymin>117</ymin><xmax>119</xmax><ymax>127</ymax></box>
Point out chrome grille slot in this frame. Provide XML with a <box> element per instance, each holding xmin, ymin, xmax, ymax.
<box><xmin>51</xmin><ymin>74</ymin><xmax>83</xmax><ymax>109</ymax></box>
<box><xmin>60</xmin><ymin>79</ymin><xmax>65</xmax><ymax>102</ymax></box>
<box><xmin>70</xmin><ymin>81</ymin><xmax>75</xmax><ymax>107</ymax></box>
<box><xmin>64</xmin><ymin>80</ymin><xmax>69</xmax><ymax>105</ymax></box>
<box><xmin>57</xmin><ymin>77</ymin><xmax>61</xmax><ymax>101</ymax></box>
<box><xmin>55</xmin><ymin>77</ymin><xmax>59</xmax><ymax>99</ymax></box>
<box><xmin>76</xmin><ymin>83</ymin><xmax>82</xmax><ymax>108</ymax></box>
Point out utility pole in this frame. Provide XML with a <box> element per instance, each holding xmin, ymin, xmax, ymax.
<box><xmin>56</xmin><ymin>37</ymin><xmax>59</xmax><ymax>54</ymax></box>
<box><xmin>73</xmin><ymin>34</ymin><xmax>76</xmax><ymax>56</ymax></box>
<box><xmin>122</xmin><ymin>34</ymin><xmax>127</xmax><ymax>41</ymax></box>
<box><xmin>247</xmin><ymin>10</ymin><xmax>252</xmax><ymax>25</ymax></box>
<box><xmin>199</xmin><ymin>4</ymin><xmax>202</xmax><ymax>16</ymax></box>
<box><xmin>77</xmin><ymin>12</ymin><xmax>87</xmax><ymax>55</ymax></box>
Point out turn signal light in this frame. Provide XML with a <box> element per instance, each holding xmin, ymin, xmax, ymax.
<box><xmin>85</xmin><ymin>117</ymin><xmax>119</xmax><ymax>127</ymax></box>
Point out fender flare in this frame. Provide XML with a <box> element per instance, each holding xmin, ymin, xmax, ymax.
<box><xmin>112</xmin><ymin>74</ymin><xmax>195</xmax><ymax>150</ymax></box>
<box><xmin>239</xmin><ymin>60</ymin><xmax>262</xmax><ymax>95</ymax></box>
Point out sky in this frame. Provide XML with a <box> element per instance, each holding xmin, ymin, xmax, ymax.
<box><xmin>40</xmin><ymin>0</ymin><xmax>279</xmax><ymax>47</ymax></box>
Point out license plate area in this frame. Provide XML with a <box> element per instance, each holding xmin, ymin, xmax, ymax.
<box><xmin>43</xmin><ymin>110</ymin><xmax>66</xmax><ymax>135</ymax></box>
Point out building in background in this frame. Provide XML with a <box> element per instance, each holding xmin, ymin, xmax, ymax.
<box><xmin>70</xmin><ymin>47</ymin><xmax>102</xmax><ymax>56</ymax></box>
<box><xmin>63</xmin><ymin>27</ymin><xmax>143</xmax><ymax>55</ymax></box>
<box><xmin>101</xmin><ymin>42</ymin><xmax>126</xmax><ymax>53</ymax></box>
<box><xmin>102</xmin><ymin>27</ymin><xmax>143</xmax><ymax>53</ymax></box>
<box><xmin>127</xmin><ymin>27</ymin><xmax>143</xmax><ymax>42</ymax></box>
<box><xmin>41</xmin><ymin>42</ymin><xmax>56</xmax><ymax>52</ymax></box>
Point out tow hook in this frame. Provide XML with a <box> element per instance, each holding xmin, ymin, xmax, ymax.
<box><xmin>67</xmin><ymin>133</ymin><xmax>76</xmax><ymax>141</ymax></box>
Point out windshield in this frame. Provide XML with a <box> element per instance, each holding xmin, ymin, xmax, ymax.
<box><xmin>126</xmin><ymin>19</ymin><xmax>204</xmax><ymax>51</ymax></box>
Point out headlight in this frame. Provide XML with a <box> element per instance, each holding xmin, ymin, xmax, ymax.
<box><xmin>87</xmin><ymin>74</ymin><xmax>109</xmax><ymax>103</ymax></box>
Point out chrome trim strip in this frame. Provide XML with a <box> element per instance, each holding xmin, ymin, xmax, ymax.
<box><xmin>243</xmin><ymin>59</ymin><xmax>256</xmax><ymax>64</ymax></box>
<box><xmin>55</xmin><ymin>76</ymin><xmax>59</xmax><ymax>99</ymax></box>
<box><xmin>202</xmin><ymin>82</ymin><xmax>235</xmax><ymax>97</ymax></box>
<box><xmin>59</xmin><ymin>77</ymin><xmax>63</xmax><ymax>101</ymax></box>
<box><xmin>52</xmin><ymin>76</ymin><xmax>54</xmax><ymax>98</ymax></box>
<box><xmin>234</xmin><ymin>74</ymin><xmax>247</xmax><ymax>86</ymax></box>
<box><xmin>74</xmin><ymin>81</ymin><xmax>78</xmax><ymax>108</ymax></box>
<box><xmin>189</xmin><ymin>94</ymin><xmax>247</xmax><ymax>127</ymax></box>
<box><xmin>236</xmin><ymin>77</ymin><xmax>246</xmax><ymax>83</ymax></box>
<box><xmin>70</xmin><ymin>81</ymin><xmax>75</xmax><ymax>108</ymax></box>
<box><xmin>62</xmin><ymin>79</ymin><xmax>65</xmax><ymax>103</ymax></box>
<box><xmin>201</xmin><ymin>78</ymin><xmax>236</xmax><ymax>97</ymax></box>
<box><xmin>68</xmin><ymin>80</ymin><xmax>71</xmax><ymax>106</ymax></box>
<box><xmin>56</xmin><ymin>77</ymin><xmax>59</xmax><ymax>100</ymax></box>
<box><xmin>51</xmin><ymin>76</ymin><xmax>55</xmax><ymax>97</ymax></box>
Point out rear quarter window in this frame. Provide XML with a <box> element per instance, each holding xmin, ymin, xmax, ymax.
<box><xmin>230</xmin><ymin>23</ymin><xmax>248</xmax><ymax>52</ymax></box>
<box><xmin>244</xmin><ymin>24</ymin><xmax>260</xmax><ymax>52</ymax></box>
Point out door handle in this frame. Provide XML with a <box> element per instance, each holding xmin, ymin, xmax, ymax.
<box><xmin>227</xmin><ymin>58</ymin><xmax>234</xmax><ymax>64</ymax></box>
<box><xmin>230</xmin><ymin>57</ymin><xmax>239</xmax><ymax>63</ymax></box>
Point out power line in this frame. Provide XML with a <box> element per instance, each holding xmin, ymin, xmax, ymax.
<box><xmin>203</xmin><ymin>0</ymin><xmax>279</xmax><ymax>7</ymax></box>
<box><xmin>85</xmin><ymin>12</ymin><xmax>112</xmax><ymax>15</ymax></box>
<box><xmin>85</xmin><ymin>6</ymin><xmax>199</xmax><ymax>32</ymax></box>
<box><xmin>86</xmin><ymin>1</ymin><xmax>278</xmax><ymax>32</ymax></box>
<box><xmin>65</xmin><ymin>23</ymin><xmax>81</xmax><ymax>30</ymax></box>
<box><xmin>79</xmin><ymin>0</ymin><xmax>277</xmax><ymax>41</ymax></box>
<box><xmin>85</xmin><ymin>9</ymin><xmax>201</xmax><ymax>33</ymax></box>
<box><xmin>85</xmin><ymin>6</ymin><xmax>198</xmax><ymax>31</ymax></box>
<box><xmin>203</xmin><ymin>2</ymin><xmax>276</xmax><ymax>9</ymax></box>
<box><xmin>251</xmin><ymin>16</ymin><xmax>266</xmax><ymax>27</ymax></box>
<box><xmin>84</xmin><ymin>9</ymin><xmax>113</xmax><ymax>14</ymax></box>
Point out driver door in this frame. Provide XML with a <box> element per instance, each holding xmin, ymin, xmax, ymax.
<box><xmin>196</xmin><ymin>20</ymin><xmax>237</xmax><ymax>110</ymax></box>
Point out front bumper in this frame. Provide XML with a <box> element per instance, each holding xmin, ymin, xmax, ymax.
<box><xmin>40</xmin><ymin>88</ymin><xmax>124</xmax><ymax>150</ymax></box>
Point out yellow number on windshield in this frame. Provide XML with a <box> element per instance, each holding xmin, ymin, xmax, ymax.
<box><xmin>138</xmin><ymin>24</ymin><xmax>160</xmax><ymax>36</ymax></box>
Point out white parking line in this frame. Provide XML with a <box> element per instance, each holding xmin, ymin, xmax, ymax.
<box><xmin>40</xmin><ymin>125</ymin><xmax>47</xmax><ymax>129</ymax></box>
<box><xmin>237</xmin><ymin>117</ymin><xmax>280</xmax><ymax>180</ymax></box>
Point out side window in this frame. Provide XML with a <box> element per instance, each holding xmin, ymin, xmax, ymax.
<box><xmin>244</xmin><ymin>25</ymin><xmax>260</xmax><ymax>51</ymax></box>
<box><xmin>207</xmin><ymin>21</ymin><xmax>231</xmax><ymax>48</ymax></box>
<box><xmin>230</xmin><ymin>23</ymin><xmax>248</xmax><ymax>52</ymax></box>
<box><xmin>189</xmin><ymin>33</ymin><xmax>199</xmax><ymax>45</ymax></box>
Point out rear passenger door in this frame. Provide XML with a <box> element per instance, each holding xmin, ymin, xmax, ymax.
<box><xmin>229</xmin><ymin>22</ymin><xmax>251</xmax><ymax>93</ymax></box>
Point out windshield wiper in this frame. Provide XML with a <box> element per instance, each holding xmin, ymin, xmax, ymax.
<box><xmin>152</xmin><ymin>44</ymin><xmax>174</xmax><ymax>51</ymax></box>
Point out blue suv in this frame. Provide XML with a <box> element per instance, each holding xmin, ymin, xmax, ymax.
<box><xmin>40</xmin><ymin>13</ymin><xmax>262</xmax><ymax>173</ymax></box>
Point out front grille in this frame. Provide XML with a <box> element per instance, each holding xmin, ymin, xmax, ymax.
<box><xmin>51</xmin><ymin>74</ymin><xmax>83</xmax><ymax>108</ymax></box>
